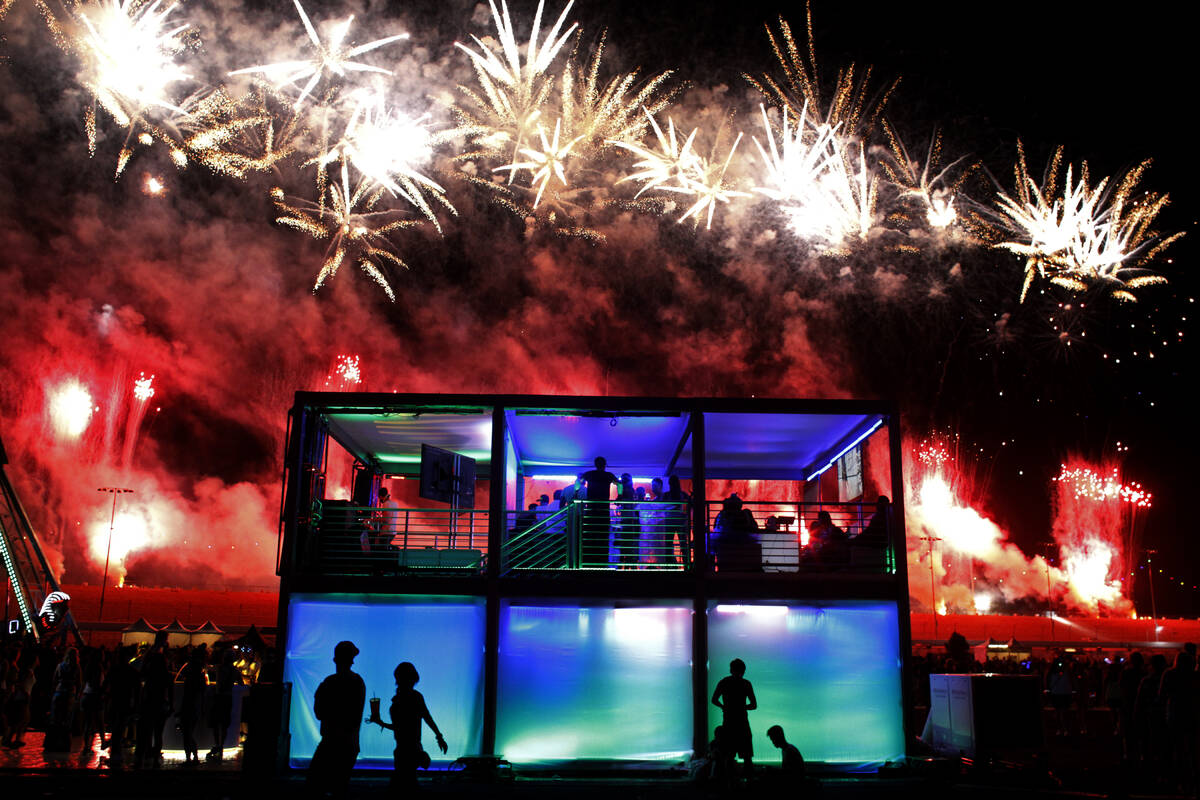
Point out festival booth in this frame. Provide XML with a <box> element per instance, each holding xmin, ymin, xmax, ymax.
<box><xmin>276</xmin><ymin>393</ymin><xmax>912</xmax><ymax>772</ymax></box>
<box><xmin>190</xmin><ymin>620</ymin><xmax>225</xmax><ymax>648</ymax></box>
<box><xmin>162</xmin><ymin>618</ymin><xmax>193</xmax><ymax>648</ymax></box>
<box><xmin>120</xmin><ymin>617</ymin><xmax>159</xmax><ymax>647</ymax></box>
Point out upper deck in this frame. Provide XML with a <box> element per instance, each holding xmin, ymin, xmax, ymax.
<box><xmin>278</xmin><ymin>393</ymin><xmax>907</xmax><ymax>597</ymax></box>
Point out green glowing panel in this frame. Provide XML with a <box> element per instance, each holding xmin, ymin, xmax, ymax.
<box><xmin>707</xmin><ymin>602</ymin><xmax>904</xmax><ymax>767</ymax></box>
<box><xmin>283</xmin><ymin>593</ymin><xmax>485</xmax><ymax>768</ymax></box>
<box><xmin>496</xmin><ymin>604</ymin><xmax>693</xmax><ymax>763</ymax></box>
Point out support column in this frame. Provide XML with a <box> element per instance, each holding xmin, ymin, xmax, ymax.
<box><xmin>887</xmin><ymin>409</ymin><xmax>915</xmax><ymax>752</ymax></box>
<box><xmin>690</xmin><ymin>409</ymin><xmax>709</xmax><ymax>755</ymax></box>
<box><xmin>482</xmin><ymin>405</ymin><xmax>506</xmax><ymax>756</ymax></box>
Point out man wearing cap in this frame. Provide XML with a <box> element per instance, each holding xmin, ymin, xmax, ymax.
<box><xmin>308</xmin><ymin>641</ymin><xmax>366</xmax><ymax>797</ymax></box>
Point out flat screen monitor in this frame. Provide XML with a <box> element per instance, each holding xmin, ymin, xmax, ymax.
<box><xmin>419</xmin><ymin>444</ymin><xmax>476</xmax><ymax>508</ymax></box>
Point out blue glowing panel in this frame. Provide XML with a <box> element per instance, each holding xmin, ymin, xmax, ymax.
<box><xmin>284</xmin><ymin>594</ymin><xmax>485</xmax><ymax>768</ymax></box>
<box><xmin>707</xmin><ymin>602</ymin><xmax>904</xmax><ymax>767</ymax></box>
<box><xmin>496</xmin><ymin>604</ymin><xmax>693</xmax><ymax>762</ymax></box>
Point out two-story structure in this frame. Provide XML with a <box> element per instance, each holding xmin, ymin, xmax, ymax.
<box><xmin>275</xmin><ymin>393</ymin><xmax>911</xmax><ymax>771</ymax></box>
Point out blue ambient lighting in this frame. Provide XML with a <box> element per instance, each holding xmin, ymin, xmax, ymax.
<box><xmin>805</xmin><ymin>420</ymin><xmax>884</xmax><ymax>482</ymax></box>
<box><xmin>495</xmin><ymin>603</ymin><xmax>694</xmax><ymax>763</ymax></box>
<box><xmin>283</xmin><ymin>594</ymin><xmax>486</xmax><ymax>768</ymax></box>
<box><xmin>707</xmin><ymin>601</ymin><xmax>904</xmax><ymax>767</ymax></box>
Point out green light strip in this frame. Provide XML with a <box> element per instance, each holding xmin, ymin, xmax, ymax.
<box><xmin>0</xmin><ymin>520</ymin><xmax>37</xmax><ymax>635</ymax></box>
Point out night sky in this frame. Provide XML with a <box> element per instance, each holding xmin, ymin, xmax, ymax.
<box><xmin>0</xmin><ymin>0</ymin><xmax>1194</xmax><ymax>612</ymax></box>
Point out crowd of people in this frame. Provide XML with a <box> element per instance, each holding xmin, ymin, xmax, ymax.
<box><xmin>0</xmin><ymin>630</ymin><xmax>278</xmax><ymax>767</ymax></box>
<box><xmin>911</xmin><ymin>640</ymin><xmax>1200</xmax><ymax>793</ymax></box>
<box><xmin>513</xmin><ymin>456</ymin><xmax>892</xmax><ymax>572</ymax></box>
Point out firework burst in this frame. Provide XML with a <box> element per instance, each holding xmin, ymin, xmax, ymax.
<box><xmin>751</xmin><ymin>103</ymin><xmax>878</xmax><ymax>249</ymax></box>
<box><xmin>314</xmin><ymin>91</ymin><xmax>456</xmax><ymax>232</ymax></box>
<box><xmin>272</xmin><ymin>162</ymin><xmax>424</xmax><ymax>301</ymax></box>
<box><xmin>174</xmin><ymin>87</ymin><xmax>299</xmax><ymax>178</ymax></box>
<box><xmin>454</xmin><ymin>0</ymin><xmax>577</xmax><ymax>162</ymax></box>
<box><xmin>229</xmin><ymin>0</ymin><xmax>408</xmax><ymax>110</ymax></box>
<box><xmin>37</xmin><ymin>0</ymin><xmax>196</xmax><ymax>171</ymax></box>
<box><xmin>611</xmin><ymin>112</ymin><xmax>749</xmax><ymax>229</ymax></box>
<box><xmin>881</xmin><ymin>125</ymin><xmax>975</xmax><ymax>232</ymax></box>
<box><xmin>992</xmin><ymin>143</ymin><xmax>1181</xmax><ymax>303</ymax></box>
<box><xmin>744</xmin><ymin>7</ymin><xmax>896</xmax><ymax>137</ymax></box>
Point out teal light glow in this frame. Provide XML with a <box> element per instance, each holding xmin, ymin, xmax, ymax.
<box><xmin>496</xmin><ymin>604</ymin><xmax>693</xmax><ymax>763</ymax></box>
<box><xmin>707</xmin><ymin>602</ymin><xmax>904</xmax><ymax>767</ymax></box>
<box><xmin>283</xmin><ymin>594</ymin><xmax>485</xmax><ymax>768</ymax></box>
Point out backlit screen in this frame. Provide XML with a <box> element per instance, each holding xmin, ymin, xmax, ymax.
<box><xmin>496</xmin><ymin>603</ymin><xmax>693</xmax><ymax>763</ymax></box>
<box><xmin>284</xmin><ymin>593</ymin><xmax>485</xmax><ymax>768</ymax></box>
<box><xmin>707</xmin><ymin>602</ymin><xmax>904</xmax><ymax>767</ymax></box>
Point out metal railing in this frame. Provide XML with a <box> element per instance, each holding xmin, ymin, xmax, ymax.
<box><xmin>502</xmin><ymin>500</ymin><xmax>691</xmax><ymax>574</ymax></box>
<box><xmin>310</xmin><ymin>501</ymin><xmax>488</xmax><ymax>574</ymax></box>
<box><xmin>705</xmin><ymin>500</ymin><xmax>894</xmax><ymax>574</ymax></box>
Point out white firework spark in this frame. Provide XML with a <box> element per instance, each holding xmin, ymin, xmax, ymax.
<box><xmin>40</xmin><ymin>0</ymin><xmax>195</xmax><ymax>168</ymax></box>
<box><xmin>612</xmin><ymin>112</ymin><xmax>749</xmax><ymax>229</ymax></box>
<box><xmin>494</xmin><ymin>118</ymin><xmax>583</xmax><ymax>208</ymax></box>
<box><xmin>752</xmin><ymin>103</ymin><xmax>876</xmax><ymax>249</ymax></box>
<box><xmin>454</xmin><ymin>0</ymin><xmax>577</xmax><ymax>161</ymax></box>
<box><xmin>318</xmin><ymin>92</ymin><xmax>456</xmax><ymax>232</ymax></box>
<box><xmin>230</xmin><ymin>0</ymin><xmax>408</xmax><ymax>110</ymax></box>
<box><xmin>993</xmin><ymin>144</ymin><xmax>1181</xmax><ymax>303</ymax></box>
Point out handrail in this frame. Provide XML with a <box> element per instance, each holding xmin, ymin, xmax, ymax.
<box><xmin>502</xmin><ymin>500</ymin><xmax>691</xmax><ymax>574</ymax></box>
<box><xmin>309</xmin><ymin>503</ymin><xmax>489</xmax><ymax>575</ymax></box>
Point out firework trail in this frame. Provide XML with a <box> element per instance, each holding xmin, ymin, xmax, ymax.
<box><xmin>991</xmin><ymin>143</ymin><xmax>1181</xmax><ymax>303</ymax></box>
<box><xmin>120</xmin><ymin>371</ymin><xmax>155</xmax><ymax>469</ymax></box>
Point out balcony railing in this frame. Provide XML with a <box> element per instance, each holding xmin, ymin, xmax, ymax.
<box><xmin>309</xmin><ymin>500</ymin><xmax>488</xmax><ymax>575</ymax></box>
<box><xmin>303</xmin><ymin>498</ymin><xmax>894</xmax><ymax>578</ymax></box>
<box><xmin>705</xmin><ymin>500</ymin><xmax>893</xmax><ymax>574</ymax></box>
<box><xmin>502</xmin><ymin>500</ymin><xmax>691</xmax><ymax>574</ymax></box>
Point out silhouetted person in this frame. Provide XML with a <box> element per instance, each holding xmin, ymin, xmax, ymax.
<box><xmin>368</xmin><ymin>662</ymin><xmax>448</xmax><ymax>790</ymax></box>
<box><xmin>135</xmin><ymin>632</ymin><xmax>172</xmax><ymax>767</ymax></box>
<box><xmin>102</xmin><ymin>645</ymin><xmax>137</xmax><ymax>763</ymax></box>
<box><xmin>664</xmin><ymin>475</ymin><xmax>691</xmax><ymax>566</ymax></box>
<box><xmin>308</xmin><ymin>641</ymin><xmax>366</xmax><ymax>798</ymax></box>
<box><xmin>810</xmin><ymin>510</ymin><xmax>848</xmax><ymax>566</ymax></box>
<box><xmin>45</xmin><ymin>646</ymin><xmax>79</xmax><ymax>752</ymax></box>
<box><xmin>713</xmin><ymin>658</ymin><xmax>757</xmax><ymax>776</ymax></box>
<box><xmin>1135</xmin><ymin>653</ymin><xmax>1168</xmax><ymax>765</ymax></box>
<box><xmin>708</xmin><ymin>724</ymin><xmax>735</xmax><ymax>789</ymax></box>
<box><xmin>515</xmin><ymin>502</ymin><xmax>538</xmax><ymax>532</ymax></box>
<box><xmin>1160</xmin><ymin>649</ymin><xmax>1198</xmax><ymax>791</ymax></box>
<box><xmin>713</xmin><ymin>494</ymin><xmax>762</xmax><ymax>572</ymax></box>
<box><xmin>855</xmin><ymin>496</ymin><xmax>891</xmax><ymax>567</ymax></box>
<box><xmin>581</xmin><ymin>457</ymin><xmax>618</xmax><ymax>566</ymax></box>
<box><xmin>79</xmin><ymin>648</ymin><xmax>105</xmax><ymax>755</ymax></box>
<box><xmin>766</xmin><ymin>724</ymin><xmax>805</xmax><ymax>774</ymax></box>
<box><xmin>1119</xmin><ymin>651</ymin><xmax>1144</xmax><ymax>760</ymax></box>
<box><xmin>207</xmin><ymin>647</ymin><xmax>242</xmax><ymax>762</ymax></box>
<box><xmin>616</xmin><ymin>473</ymin><xmax>640</xmax><ymax>566</ymax></box>
<box><xmin>178</xmin><ymin>646</ymin><xmax>206</xmax><ymax>764</ymax></box>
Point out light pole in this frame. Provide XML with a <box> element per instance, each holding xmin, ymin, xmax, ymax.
<box><xmin>96</xmin><ymin>487</ymin><xmax>133</xmax><ymax>628</ymax></box>
<box><xmin>1145</xmin><ymin>548</ymin><xmax>1158</xmax><ymax>641</ymax></box>
<box><xmin>920</xmin><ymin>535</ymin><xmax>942</xmax><ymax>640</ymax></box>
<box><xmin>1039</xmin><ymin>542</ymin><xmax>1056</xmax><ymax>642</ymax></box>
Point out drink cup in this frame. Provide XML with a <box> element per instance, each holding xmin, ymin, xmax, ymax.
<box><xmin>369</xmin><ymin>697</ymin><xmax>381</xmax><ymax>719</ymax></box>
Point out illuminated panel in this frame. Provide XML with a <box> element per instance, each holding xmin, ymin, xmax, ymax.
<box><xmin>496</xmin><ymin>604</ymin><xmax>692</xmax><ymax>762</ymax></box>
<box><xmin>707</xmin><ymin>602</ymin><xmax>904</xmax><ymax>767</ymax></box>
<box><xmin>284</xmin><ymin>593</ymin><xmax>485</xmax><ymax>768</ymax></box>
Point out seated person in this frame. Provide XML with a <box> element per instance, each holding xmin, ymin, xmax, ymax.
<box><xmin>712</xmin><ymin>494</ymin><xmax>762</xmax><ymax>572</ymax></box>
<box><xmin>809</xmin><ymin>510</ymin><xmax>848</xmax><ymax>565</ymax></box>
<box><xmin>766</xmin><ymin>725</ymin><xmax>805</xmax><ymax>775</ymax></box>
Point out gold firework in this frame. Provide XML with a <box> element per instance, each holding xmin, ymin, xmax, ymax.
<box><xmin>993</xmin><ymin>143</ymin><xmax>1182</xmax><ymax>303</ymax></box>
<box><xmin>272</xmin><ymin>162</ymin><xmax>423</xmax><ymax>301</ymax></box>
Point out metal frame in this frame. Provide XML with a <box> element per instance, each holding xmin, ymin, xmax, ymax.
<box><xmin>275</xmin><ymin>393</ymin><xmax>911</xmax><ymax>769</ymax></box>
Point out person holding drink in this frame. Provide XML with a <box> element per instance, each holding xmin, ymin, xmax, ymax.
<box><xmin>367</xmin><ymin>662</ymin><xmax>448</xmax><ymax>790</ymax></box>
